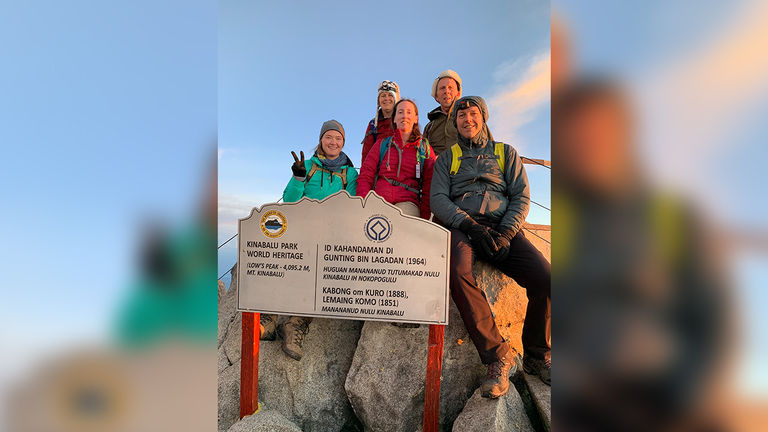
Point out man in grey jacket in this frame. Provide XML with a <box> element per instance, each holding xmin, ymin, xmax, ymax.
<box><xmin>431</xmin><ymin>96</ymin><xmax>551</xmax><ymax>397</ymax></box>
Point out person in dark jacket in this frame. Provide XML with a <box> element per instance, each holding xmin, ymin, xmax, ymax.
<box><xmin>261</xmin><ymin>120</ymin><xmax>357</xmax><ymax>361</ymax></box>
<box><xmin>423</xmin><ymin>70</ymin><xmax>462</xmax><ymax>155</ymax></box>
<box><xmin>360</xmin><ymin>80</ymin><xmax>400</xmax><ymax>163</ymax></box>
<box><xmin>431</xmin><ymin>96</ymin><xmax>551</xmax><ymax>398</ymax></box>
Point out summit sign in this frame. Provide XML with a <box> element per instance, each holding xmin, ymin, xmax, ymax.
<box><xmin>237</xmin><ymin>191</ymin><xmax>451</xmax><ymax>325</ymax></box>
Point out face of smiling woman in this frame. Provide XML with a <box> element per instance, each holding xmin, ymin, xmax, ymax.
<box><xmin>379</xmin><ymin>92</ymin><xmax>395</xmax><ymax>115</ymax></box>
<box><xmin>393</xmin><ymin>100</ymin><xmax>418</xmax><ymax>138</ymax></box>
<box><xmin>320</xmin><ymin>130</ymin><xmax>344</xmax><ymax>159</ymax></box>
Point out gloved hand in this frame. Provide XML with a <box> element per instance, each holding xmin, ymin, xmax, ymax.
<box><xmin>490</xmin><ymin>227</ymin><xmax>517</xmax><ymax>262</ymax></box>
<box><xmin>291</xmin><ymin>151</ymin><xmax>307</xmax><ymax>178</ymax></box>
<box><xmin>489</xmin><ymin>229</ymin><xmax>511</xmax><ymax>262</ymax></box>
<box><xmin>460</xmin><ymin>218</ymin><xmax>498</xmax><ymax>259</ymax></box>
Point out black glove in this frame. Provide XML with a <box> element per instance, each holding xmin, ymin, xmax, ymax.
<box><xmin>460</xmin><ymin>218</ymin><xmax>498</xmax><ymax>259</ymax></box>
<box><xmin>490</xmin><ymin>227</ymin><xmax>517</xmax><ymax>262</ymax></box>
<box><xmin>291</xmin><ymin>151</ymin><xmax>307</xmax><ymax>178</ymax></box>
<box><xmin>490</xmin><ymin>229</ymin><xmax>511</xmax><ymax>262</ymax></box>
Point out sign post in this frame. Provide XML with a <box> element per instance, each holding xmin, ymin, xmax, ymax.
<box><xmin>423</xmin><ymin>324</ymin><xmax>445</xmax><ymax>432</ymax></box>
<box><xmin>236</xmin><ymin>191</ymin><xmax>451</xmax><ymax>421</ymax></box>
<box><xmin>239</xmin><ymin>312</ymin><xmax>260</xmax><ymax>418</ymax></box>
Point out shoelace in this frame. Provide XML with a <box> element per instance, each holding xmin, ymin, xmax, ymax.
<box><xmin>487</xmin><ymin>359</ymin><xmax>507</xmax><ymax>379</ymax></box>
<box><xmin>292</xmin><ymin>322</ymin><xmax>309</xmax><ymax>346</ymax></box>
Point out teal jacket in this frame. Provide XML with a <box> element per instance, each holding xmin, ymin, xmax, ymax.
<box><xmin>282</xmin><ymin>155</ymin><xmax>358</xmax><ymax>203</ymax></box>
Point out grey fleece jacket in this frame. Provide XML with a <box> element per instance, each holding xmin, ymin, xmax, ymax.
<box><xmin>430</xmin><ymin>138</ymin><xmax>530</xmax><ymax>235</ymax></box>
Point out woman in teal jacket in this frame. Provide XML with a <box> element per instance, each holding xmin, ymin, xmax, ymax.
<box><xmin>283</xmin><ymin>119</ymin><xmax>357</xmax><ymax>203</ymax></box>
<box><xmin>263</xmin><ymin>119</ymin><xmax>357</xmax><ymax>361</ymax></box>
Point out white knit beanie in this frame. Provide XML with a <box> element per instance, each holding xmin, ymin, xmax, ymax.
<box><xmin>374</xmin><ymin>80</ymin><xmax>400</xmax><ymax>127</ymax></box>
<box><xmin>377</xmin><ymin>80</ymin><xmax>400</xmax><ymax>106</ymax></box>
<box><xmin>431</xmin><ymin>70</ymin><xmax>462</xmax><ymax>98</ymax></box>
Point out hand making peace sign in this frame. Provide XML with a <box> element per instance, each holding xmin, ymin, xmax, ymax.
<box><xmin>290</xmin><ymin>151</ymin><xmax>307</xmax><ymax>178</ymax></box>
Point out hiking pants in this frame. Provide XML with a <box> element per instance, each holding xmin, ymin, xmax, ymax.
<box><xmin>449</xmin><ymin>228</ymin><xmax>551</xmax><ymax>364</ymax></box>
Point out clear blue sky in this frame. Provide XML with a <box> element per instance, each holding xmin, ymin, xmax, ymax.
<box><xmin>218</xmin><ymin>0</ymin><xmax>552</xmax><ymax>280</ymax></box>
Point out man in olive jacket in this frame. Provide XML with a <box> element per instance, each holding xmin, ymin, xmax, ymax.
<box><xmin>431</xmin><ymin>96</ymin><xmax>551</xmax><ymax>397</ymax></box>
<box><xmin>423</xmin><ymin>69</ymin><xmax>462</xmax><ymax>155</ymax></box>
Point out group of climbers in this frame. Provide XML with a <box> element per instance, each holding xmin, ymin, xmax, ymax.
<box><xmin>259</xmin><ymin>70</ymin><xmax>551</xmax><ymax>399</ymax></box>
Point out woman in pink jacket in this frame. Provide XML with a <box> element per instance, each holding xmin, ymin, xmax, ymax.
<box><xmin>357</xmin><ymin>98</ymin><xmax>436</xmax><ymax>220</ymax></box>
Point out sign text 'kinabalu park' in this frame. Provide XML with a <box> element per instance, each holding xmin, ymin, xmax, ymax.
<box><xmin>237</xmin><ymin>191</ymin><xmax>451</xmax><ymax>324</ymax></box>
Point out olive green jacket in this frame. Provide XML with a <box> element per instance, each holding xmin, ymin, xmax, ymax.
<box><xmin>423</xmin><ymin>106</ymin><xmax>458</xmax><ymax>156</ymax></box>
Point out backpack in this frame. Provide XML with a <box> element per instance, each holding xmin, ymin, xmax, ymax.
<box><xmin>363</xmin><ymin>118</ymin><xmax>378</xmax><ymax>148</ymax></box>
<box><xmin>373</xmin><ymin>136</ymin><xmax>432</xmax><ymax>201</ymax></box>
<box><xmin>305</xmin><ymin>162</ymin><xmax>349</xmax><ymax>189</ymax></box>
<box><xmin>449</xmin><ymin>142</ymin><xmax>506</xmax><ymax>175</ymax></box>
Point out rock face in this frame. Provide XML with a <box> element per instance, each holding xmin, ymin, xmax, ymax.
<box><xmin>256</xmin><ymin>317</ymin><xmax>363</xmax><ymax>432</ymax></box>
<box><xmin>218</xmin><ymin>264</ymin><xmax>363</xmax><ymax>432</ymax></box>
<box><xmin>523</xmin><ymin>372</ymin><xmax>551</xmax><ymax>432</ymax></box>
<box><xmin>345</xmin><ymin>302</ymin><xmax>493</xmax><ymax>431</ymax></box>
<box><xmin>452</xmin><ymin>386</ymin><xmax>535</xmax><ymax>432</ymax></box>
<box><xmin>219</xmin><ymin>360</ymin><xmax>241</xmax><ymax>431</ymax></box>
<box><xmin>344</xmin><ymin>321</ymin><xmax>430</xmax><ymax>432</ymax></box>
<box><xmin>227</xmin><ymin>409</ymin><xmax>303</xmax><ymax>432</ymax></box>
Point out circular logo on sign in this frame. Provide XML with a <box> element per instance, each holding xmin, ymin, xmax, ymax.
<box><xmin>260</xmin><ymin>210</ymin><xmax>287</xmax><ymax>238</ymax></box>
<box><xmin>364</xmin><ymin>215</ymin><xmax>392</xmax><ymax>242</ymax></box>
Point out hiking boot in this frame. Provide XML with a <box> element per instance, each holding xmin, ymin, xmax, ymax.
<box><xmin>259</xmin><ymin>314</ymin><xmax>277</xmax><ymax>340</ymax></box>
<box><xmin>391</xmin><ymin>322</ymin><xmax>420</xmax><ymax>328</ymax></box>
<box><xmin>281</xmin><ymin>316</ymin><xmax>311</xmax><ymax>360</ymax></box>
<box><xmin>523</xmin><ymin>354</ymin><xmax>551</xmax><ymax>385</ymax></box>
<box><xmin>480</xmin><ymin>354</ymin><xmax>516</xmax><ymax>399</ymax></box>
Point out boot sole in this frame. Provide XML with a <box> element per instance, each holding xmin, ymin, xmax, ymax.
<box><xmin>281</xmin><ymin>347</ymin><xmax>302</xmax><ymax>361</ymax></box>
<box><xmin>481</xmin><ymin>385</ymin><xmax>510</xmax><ymax>399</ymax></box>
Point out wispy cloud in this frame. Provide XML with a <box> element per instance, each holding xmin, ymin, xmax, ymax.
<box><xmin>486</xmin><ymin>52</ymin><xmax>551</xmax><ymax>154</ymax></box>
<box><xmin>638</xmin><ymin>0</ymin><xmax>768</xmax><ymax>210</ymax></box>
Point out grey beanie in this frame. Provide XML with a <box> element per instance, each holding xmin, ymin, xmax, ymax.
<box><xmin>431</xmin><ymin>69</ymin><xmax>462</xmax><ymax>98</ymax></box>
<box><xmin>319</xmin><ymin>119</ymin><xmax>345</xmax><ymax>143</ymax></box>
<box><xmin>450</xmin><ymin>96</ymin><xmax>489</xmax><ymax>127</ymax></box>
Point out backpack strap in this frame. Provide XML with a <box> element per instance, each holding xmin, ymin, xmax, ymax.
<box><xmin>494</xmin><ymin>142</ymin><xmax>506</xmax><ymax>173</ymax></box>
<box><xmin>449</xmin><ymin>143</ymin><xmax>462</xmax><ymax>175</ymax></box>
<box><xmin>305</xmin><ymin>162</ymin><xmax>348</xmax><ymax>189</ymax></box>
<box><xmin>449</xmin><ymin>142</ymin><xmax>505</xmax><ymax>177</ymax></box>
<box><xmin>372</xmin><ymin>136</ymin><xmax>393</xmax><ymax>187</ymax></box>
<box><xmin>305</xmin><ymin>163</ymin><xmax>320</xmax><ymax>183</ymax></box>
<box><xmin>414</xmin><ymin>138</ymin><xmax>431</xmax><ymax>201</ymax></box>
<box><xmin>336</xmin><ymin>168</ymin><xmax>348</xmax><ymax>189</ymax></box>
